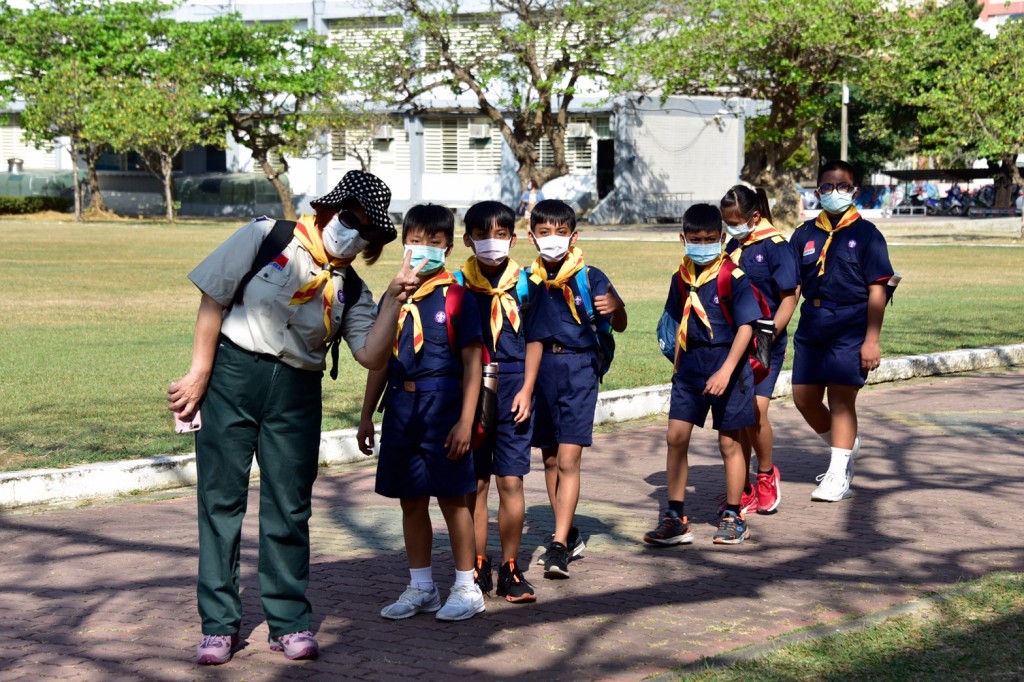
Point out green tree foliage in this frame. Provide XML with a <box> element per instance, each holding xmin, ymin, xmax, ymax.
<box><xmin>638</xmin><ymin>0</ymin><xmax>901</xmax><ymax>227</ymax></box>
<box><xmin>348</xmin><ymin>0</ymin><xmax>659</xmax><ymax>191</ymax></box>
<box><xmin>171</xmin><ymin>16</ymin><xmax>352</xmax><ymax>220</ymax></box>
<box><xmin>0</xmin><ymin>0</ymin><xmax>169</xmax><ymax>220</ymax></box>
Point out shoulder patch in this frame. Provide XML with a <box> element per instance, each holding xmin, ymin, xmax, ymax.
<box><xmin>528</xmin><ymin>271</ymin><xmax>544</xmax><ymax>286</ymax></box>
<box><xmin>770</xmin><ymin>235</ymin><xmax>786</xmax><ymax>243</ymax></box>
<box><xmin>731</xmin><ymin>268</ymin><xmax>744</xmax><ymax>280</ymax></box>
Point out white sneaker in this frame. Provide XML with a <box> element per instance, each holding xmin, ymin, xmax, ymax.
<box><xmin>851</xmin><ymin>434</ymin><xmax>861</xmax><ymax>459</ymax></box>
<box><xmin>380</xmin><ymin>584</ymin><xmax>442</xmax><ymax>620</ymax></box>
<box><xmin>435</xmin><ymin>584</ymin><xmax>486</xmax><ymax>622</ymax></box>
<box><xmin>811</xmin><ymin>464</ymin><xmax>853</xmax><ymax>502</ymax></box>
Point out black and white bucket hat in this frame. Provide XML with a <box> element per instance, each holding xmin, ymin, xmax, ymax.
<box><xmin>310</xmin><ymin>170</ymin><xmax>398</xmax><ymax>245</ymax></box>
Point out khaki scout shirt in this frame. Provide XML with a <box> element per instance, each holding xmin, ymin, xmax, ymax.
<box><xmin>189</xmin><ymin>218</ymin><xmax>378</xmax><ymax>372</ymax></box>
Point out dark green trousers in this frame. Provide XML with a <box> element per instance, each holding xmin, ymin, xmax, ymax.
<box><xmin>195</xmin><ymin>338</ymin><xmax>322</xmax><ymax>638</ymax></box>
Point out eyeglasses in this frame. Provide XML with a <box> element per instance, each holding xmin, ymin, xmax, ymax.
<box><xmin>338</xmin><ymin>209</ymin><xmax>375</xmax><ymax>240</ymax></box>
<box><xmin>818</xmin><ymin>182</ymin><xmax>855</xmax><ymax>194</ymax></box>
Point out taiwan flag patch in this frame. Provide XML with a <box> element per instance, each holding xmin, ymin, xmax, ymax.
<box><xmin>802</xmin><ymin>242</ymin><xmax>816</xmax><ymax>257</ymax></box>
<box><xmin>270</xmin><ymin>253</ymin><xmax>289</xmax><ymax>270</ymax></box>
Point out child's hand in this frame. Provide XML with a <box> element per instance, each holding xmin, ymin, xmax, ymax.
<box><xmin>861</xmin><ymin>339</ymin><xmax>882</xmax><ymax>372</ymax></box>
<box><xmin>703</xmin><ymin>368</ymin><xmax>730</xmax><ymax>397</ymax></box>
<box><xmin>511</xmin><ymin>388</ymin><xmax>532</xmax><ymax>424</ymax></box>
<box><xmin>594</xmin><ymin>291</ymin><xmax>621</xmax><ymax>317</ymax></box>
<box><xmin>356</xmin><ymin>417</ymin><xmax>376</xmax><ymax>455</ymax></box>
<box><xmin>445</xmin><ymin>418</ymin><xmax>473</xmax><ymax>459</ymax></box>
<box><xmin>385</xmin><ymin>250</ymin><xmax>427</xmax><ymax>303</ymax></box>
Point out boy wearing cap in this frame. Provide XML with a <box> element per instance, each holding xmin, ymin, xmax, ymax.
<box><xmin>170</xmin><ymin>170</ymin><xmax>420</xmax><ymax>665</ymax></box>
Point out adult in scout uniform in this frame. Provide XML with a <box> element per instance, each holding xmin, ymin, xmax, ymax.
<box><xmin>168</xmin><ymin>171</ymin><xmax>422</xmax><ymax>665</ymax></box>
<box><xmin>788</xmin><ymin>160</ymin><xmax>894</xmax><ymax>503</ymax></box>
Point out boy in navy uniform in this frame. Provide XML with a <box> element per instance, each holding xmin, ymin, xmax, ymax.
<box><xmin>357</xmin><ymin>204</ymin><xmax>486</xmax><ymax>621</ymax></box>
<box><xmin>643</xmin><ymin>203</ymin><xmax>761</xmax><ymax>546</ymax></box>
<box><xmin>789</xmin><ymin>161</ymin><xmax>894</xmax><ymax>502</ymax></box>
<box><xmin>720</xmin><ymin>185</ymin><xmax>799</xmax><ymax>514</ymax></box>
<box><xmin>458</xmin><ymin>200</ymin><xmax>552</xmax><ymax>603</ymax></box>
<box><xmin>528</xmin><ymin>199</ymin><xmax>627</xmax><ymax>578</ymax></box>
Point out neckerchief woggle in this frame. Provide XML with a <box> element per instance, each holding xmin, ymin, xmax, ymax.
<box><xmin>676</xmin><ymin>254</ymin><xmax>726</xmax><ymax>352</ymax></box>
<box><xmin>814</xmin><ymin>206</ymin><xmax>860</xmax><ymax>276</ymax></box>
<box><xmin>460</xmin><ymin>257</ymin><xmax>521</xmax><ymax>351</ymax></box>
<box><xmin>289</xmin><ymin>214</ymin><xmax>349</xmax><ymax>341</ymax></box>
<box><xmin>394</xmin><ymin>268</ymin><xmax>457</xmax><ymax>357</ymax></box>
<box><xmin>531</xmin><ymin>246</ymin><xmax>586</xmax><ymax>325</ymax></box>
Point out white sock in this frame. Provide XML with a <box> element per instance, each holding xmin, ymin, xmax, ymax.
<box><xmin>409</xmin><ymin>567</ymin><xmax>433</xmax><ymax>591</ymax></box>
<box><xmin>454</xmin><ymin>569</ymin><xmax>475</xmax><ymax>589</ymax></box>
<box><xmin>817</xmin><ymin>429</ymin><xmax>832</xmax><ymax>446</ymax></box>
<box><xmin>828</xmin><ymin>447</ymin><xmax>853</xmax><ymax>473</ymax></box>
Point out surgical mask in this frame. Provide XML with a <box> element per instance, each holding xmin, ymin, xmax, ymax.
<box><xmin>404</xmin><ymin>244</ymin><xmax>447</xmax><ymax>274</ymax></box>
<box><xmin>472</xmin><ymin>238</ymin><xmax>511</xmax><ymax>266</ymax></box>
<box><xmin>725</xmin><ymin>222</ymin><xmax>752</xmax><ymax>240</ymax></box>
<box><xmin>685</xmin><ymin>241</ymin><xmax>723</xmax><ymax>265</ymax></box>
<box><xmin>535</xmin><ymin>235</ymin><xmax>571</xmax><ymax>262</ymax></box>
<box><xmin>322</xmin><ymin>214</ymin><xmax>369</xmax><ymax>259</ymax></box>
<box><xmin>820</xmin><ymin>190</ymin><xmax>855</xmax><ymax>214</ymax></box>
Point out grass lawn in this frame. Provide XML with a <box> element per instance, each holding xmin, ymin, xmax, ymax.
<box><xmin>1</xmin><ymin>218</ymin><xmax>1022</xmax><ymax>471</ymax></box>
<box><xmin>675</xmin><ymin>571</ymin><xmax>1024</xmax><ymax>681</ymax></box>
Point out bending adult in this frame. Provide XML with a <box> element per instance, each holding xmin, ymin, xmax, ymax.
<box><xmin>168</xmin><ymin>170</ymin><xmax>422</xmax><ymax>666</ymax></box>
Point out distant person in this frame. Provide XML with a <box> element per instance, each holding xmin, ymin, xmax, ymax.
<box><xmin>789</xmin><ymin>160</ymin><xmax>895</xmax><ymax>502</ymax></box>
<box><xmin>720</xmin><ymin>185</ymin><xmax>798</xmax><ymax>515</ymax></box>
<box><xmin>517</xmin><ymin>179</ymin><xmax>544</xmax><ymax>224</ymax></box>
<box><xmin>644</xmin><ymin>203</ymin><xmax>761</xmax><ymax>547</ymax></box>
<box><xmin>168</xmin><ymin>170</ymin><xmax>418</xmax><ymax>665</ymax></box>
<box><xmin>357</xmin><ymin>204</ymin><xmax>487</xmax><ymax>622</ymax></box>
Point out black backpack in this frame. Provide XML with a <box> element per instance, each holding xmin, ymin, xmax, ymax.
<box><xmin>233</xmin><ymin>219</ymin><xmax>364</xmax><ymax>380</ymax></box>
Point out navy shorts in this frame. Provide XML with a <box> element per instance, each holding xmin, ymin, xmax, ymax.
<box><xmin>375</xmin><ymin>384</ymin><xmax>476</xmax><ymax>499</ymax></box>
<box><xmin>669</xmin><ymin>346</ymin><xmax>755</xmax><ymax>432</ymax></box>
<box><xmin>792</xmin><ymin>302</ymin><xmax>869</xmax><ymax>387</ymax></box>
<box><xmin>474</xmin><ymin>368</ymin><xmax>532</xmax><ymax>479</ymax></box>
<box><xmin>531</xmin><ymin>350</ymin><xmax>599</xmax><ymax>448</ymax></box>
<box><xmin>754</xmin><ymin>331</ymin><xmax>789</xmax><ymax>399</ymax></box>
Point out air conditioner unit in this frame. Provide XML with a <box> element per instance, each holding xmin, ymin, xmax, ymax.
<box><xmin>372</xmin><ymin>124</ymin><xmax>394</xmax><ymax>141</ymax></box>
<box><xmin>467</xmin><ymin>123</ymin><xmax>492</xmax><ymax>140</ymax></box>
<box><xmin>565</xmin><ymin>122</ymin><xmax>590</xmax><ymax>138</ymax></box>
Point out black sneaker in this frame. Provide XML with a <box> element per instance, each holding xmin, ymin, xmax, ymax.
<box><xmin>536</xmin><ymin>527</ymin><xmax>585</xmax><ymax>565</ymax></box>
<box><xmin>496</xmin><ymin>560</ymin><xmax>536</xmax><ymax>603</ymax></box>
<box><xmin>543</xmin><ymin>542</ymin><xmax>570</xmax><ymax>579</ymax></box>
<box><xmin>473</xmin><ymin>555</ymin><xmax>493</xmax><ymax>595</ymax></box>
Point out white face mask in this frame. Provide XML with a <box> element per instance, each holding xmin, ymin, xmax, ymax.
<box><xmin>322</xmin><ymin>214</ymin><xmax>369</xmax><ymax>260</ymax></box>
<box><xmin>472</xmin><ymin>238</ymin><xmax>511</xmax><ymax>266</ymax></box>
<box><xmin>535</xmin><ymin>234</ymin><xmax>571</xmax><ymax>262</ymax></box>
<box><xmin>725</xmin><ymin>222</ymin><xmax>752</xmax><ymax>240</ymax></box>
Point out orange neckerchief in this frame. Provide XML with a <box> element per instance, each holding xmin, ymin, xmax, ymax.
<box><xmin>814</xmin><ymin>206</ymin><xmax>860</xmax><ymax>276</ymax></box>
<box><xmin>394</xmin><ymin>269</ymin><xmax>457</xmax><ymax>357</ymax></box>
<box><xmin>676</xmin><ymin>254</ymin><xmax>726</xmax><ymax>352</ymax></box>
<box><xmin>289</xmin><ymin>214</ymin><xmax>349</xmax><ymax>341</ymax></box>
<box><xmin>531</xmin><ymin>246</ymin><xmax>585</xmax><ymax>325</ymax></box>
<box><xmin>729</xmin><ymin>219</ymin><xmax>785</xmax><ymax>264</ymax></box>
<box><xmin>460</xmin><ymin>257</ymin><xmax>521</xmax><ymax>351</ymax></box>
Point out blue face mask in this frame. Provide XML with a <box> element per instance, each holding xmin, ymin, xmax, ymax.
<box><xmin>405</xmin><ymin>244</ymin><xmax>447</xmax><ymax>274</ymax></box>
<box><xmin>820</xmin><ymin>190</ymin><xmax>855</xmax><ymax>214</ymax></box>
<box><xmin>685</xmin><ymin>241</ymin><xmax>723</xmax><ymax>265</ymax></box>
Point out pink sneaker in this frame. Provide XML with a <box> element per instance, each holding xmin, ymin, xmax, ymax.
<box><xmin>717</xmin><ymin>486</ymin><xmax>759</xmax><ymax>515</ymax></box>
<box><xmin>196</xmin><ymin>634</ymin><xmax>238</xmax><ymax>665</ymax></box>
<box><xmin>269</xmin><ymin>630</ymin><xmax>319</xmax><ymax>660</ymax></box>
<box><xmin>756</xmin><ymin>466</ymin><xmax>782</xmax><ymax>513</ymax></box>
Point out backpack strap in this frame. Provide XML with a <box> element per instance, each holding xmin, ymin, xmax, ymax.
<box><xmin>515</xmin><ymin>268</ymin><xmax>530</xmax><ymax>307</ymax></box>
<box><xmin>327</xmin><ymin>266</ymin><xmax>365</xmax><ymax>380</ymax></box>
<box><xmin>444</xmin><ymin>283</ymin><xmax>464</xmax><ymax>353</ymax></box>
<box><xmin>452</xmin><ymin>270</ymin><xmax>465</xmax><ymax>286</ymax></box>
<box><xmin>716</xmin><ymin>259</ymin><xmax>738</xmax><ymax>329</ymax></box>
<box><xmin>574</xmin><ymin>266</ymin><xmax>595</xmax><ymax>322</ymax></box>
<box><xmin>232</xmin><ymin>219</ymin><xmax>296</xmax><ymax>306</ymax></box>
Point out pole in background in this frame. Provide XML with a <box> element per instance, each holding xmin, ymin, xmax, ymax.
<box><xmin>840</xmin><ymin>80</ymin><xmax>849</xmax><ymax>161</ymax></box>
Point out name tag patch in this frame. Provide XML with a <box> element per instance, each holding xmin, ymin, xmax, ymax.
<box><xmin>802</xmin><ymin>242</ymin><xmax>816</xmax><ymax>257</ymax></box>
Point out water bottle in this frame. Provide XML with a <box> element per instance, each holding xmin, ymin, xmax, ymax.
<box><xmin>478</xmin><ymin>362</ymin><xmax>499</xmax><ymax>434</ymax></box>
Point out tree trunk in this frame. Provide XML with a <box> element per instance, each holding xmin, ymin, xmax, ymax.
<box><xmin>256</xmin><ymin>153</ymin><xmax>296</xmax><ymax>220</ymax></box>
<box><xmin>994</xmin><ymin>155</ymin><xmax>1016</xmax><ymax>208</ymax></box>
<box><xmin>84</xmin><ymin>143</ymin><xmax>109</xmax><ymax>214</ymax></box>
<box><xmin>69</xmin><ymin>139</ymin><xmax>84</xmax><ymax>222</ymax></box>
<box><xmin>162</xmin><ymin>154</ymin><xmax>175</xmax><ymax>222</ymax></box>
<box><xmin>744</xmin><ymin>142</ymin><xmax>803</xmax><ymax>230</ymax></box>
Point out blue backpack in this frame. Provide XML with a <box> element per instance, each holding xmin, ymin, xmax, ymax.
<box><xmin>573</xmin><ymin>267</ymin><xmax>616</xmax><ymax>382</ymax></box>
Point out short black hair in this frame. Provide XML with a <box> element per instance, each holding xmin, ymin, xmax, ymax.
<box><xmin>682</xmin><ymin>203</ymin><xmax>723</xmax><ymax>235</ymax></box>
<box><xmin>530</xmin><ymin>199</ymin><xmax>576</xmax><ymax>232</ymax></box>
<box><xmin>817</xmin><ymin>160</ymin><xmax>861</xmax><ymax>186</ymax></box>
<box><xmin>402</xmin><ymin>203</ymin><xmax>454</xmax><ymax>244</ymax></box>
<box><xmin>464</xmin><ymin>201</ymin><xmax>515</xmax><ymax>235</ymax></box>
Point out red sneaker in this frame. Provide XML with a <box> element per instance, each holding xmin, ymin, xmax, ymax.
<box><xmin>717</xmin><ymin>486</ymin><xmax>758</xmax><ymax>515</ymax></box>
<box><xmin>756</xmin><ymin>466</ymin><xmax>782</xmax><ymax>513</ymax></box>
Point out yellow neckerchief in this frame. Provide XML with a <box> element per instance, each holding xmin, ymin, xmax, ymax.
<box><xmin>676</xmin><ymin>254</ymin><xmax>726</xmax><ymax>352</ymax></box>
<box><xmin>460</xmin><ymin>256</ymin><xmax>521</xmax><ymax>351</ymax></box>
<box><xmin>289</xmin><ymin>214</ymin><xmax>349</xmax><ymax>341</ymax></box>
<box><xmin>531</xmin><ymin>246</ymin><xmax>585</xmax><ymax>325</ymax></box>
<box><xmin>814</xmin><ymin>206</ymin><xmax>860</xmax><ymax>276</ymax></box>
<box><xmin>729</xmin><ymin>219</ymin><xmax>786</xmax><ymax>264</ymax></box>
<box><xmin>394</xmin><ymin>268</ymin><xmax>457</xmax><ymax>357</ymax></box>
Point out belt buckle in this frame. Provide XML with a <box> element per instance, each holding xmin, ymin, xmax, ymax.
<box><xmin>551</xmin><ymin>343</ymin><xmax>566</xmax><ymax>354</ymax></box>
<box><xmin>813</xmin><ymin>299</ymin><xmax>821</xmax><ymax>308</ymax></box>
<box><xmin>403</xmin><ymin>380</ymin><xmax>416</xmax><ymax>392</ymax></box>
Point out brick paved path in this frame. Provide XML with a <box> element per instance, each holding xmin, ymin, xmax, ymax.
<box><xmin>2</xmin><ymin>369</ymin><xmax>1022</xmax><ymax>681</ymax></box>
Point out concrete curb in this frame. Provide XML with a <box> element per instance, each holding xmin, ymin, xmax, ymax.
<box><xmin>2</xmin><ymin>343</ymin><xmax>1021</xmax><ymax>510</ymax></box>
